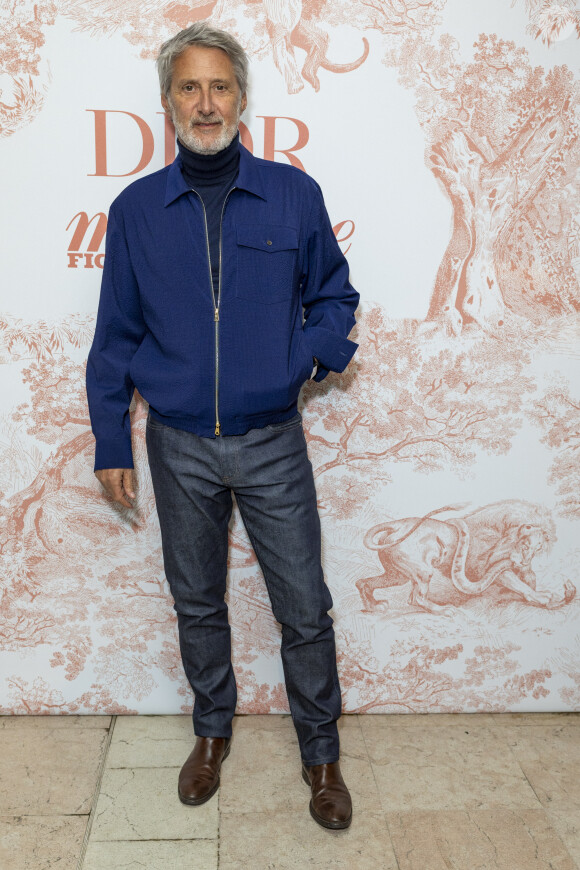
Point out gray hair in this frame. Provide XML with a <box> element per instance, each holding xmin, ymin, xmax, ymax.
<box><xmin>157</xmin><ymin>22</ymin><xmax>249</xmax><ymax>97</ymax></box>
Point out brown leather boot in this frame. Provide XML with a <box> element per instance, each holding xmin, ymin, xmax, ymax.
<box><xmin>178</xmin><ymin>736</ymin><xmax>231</xmax><ymax>806</ymax></box>
<box><xmin>302</xmin><ymin>761</ymin><xmax>352</xmax><ymax>829</ymax></box>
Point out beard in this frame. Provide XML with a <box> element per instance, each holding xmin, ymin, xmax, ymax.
<box><xmin>168</xmin><ymin>99</ymin><xmax>242</xmax><ymax>155</ymax></box>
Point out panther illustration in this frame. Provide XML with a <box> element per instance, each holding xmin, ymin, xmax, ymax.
<box><xmin>356</xmin><ymin>500</ymin><xmax>576</xmax><ymax>615</ymax></box>
<box><xmin>210</xmin><ymin>0</ymin><xmax>369</xmax><ymax>93</ymax></box>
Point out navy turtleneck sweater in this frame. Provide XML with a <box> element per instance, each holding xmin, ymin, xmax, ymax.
<box><xmin>178</xmin><ymin>133</ymin><xmax>240</xmax><ymax>307</ymax></box>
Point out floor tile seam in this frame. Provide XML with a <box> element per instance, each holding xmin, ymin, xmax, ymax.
<box><xmin>490</xmin><ymin>713</ymin><xmax>580</xmax><ymax>721</ymax></box>
<box><xmin>384</xmin><ymin>806</ymin><xmax>579</xmax><ymax>870</ymax></box>
<box><xmin>539</xmin><ymin>804</ymin><xmax>580</xmax><ymax>863</ymax></box>
<box><xmin>358</xmin><ymin>720</ymin><xmax>406</xmax><ymax>870</ymax></box>
<box><xmin>485</xmin><ymin>804</ymin><xmax>577</xmax><ymax>867</ymax></box>
<box><xmin>217</xmin><ymin>808</ymin><xmax>390</xmax><ymax>820</ymax></box>
<box><xmin>0</xmin><ymin>812</ymin><xmax>91</xmax><ymax>819</ymax></box>
<box><xmin>103</xmin><ymin>764</ymin><xmax>188</xmax><ymax>770</ymax></box>
<box><xmin>75</xmin><ymin>714</ymin><xmax>118</xmax><ymax>870</ymax></box>
<box><xmin>488</xmin><ymin>721</ymin><xmax>580</xmax><ymax>736</ymax></box>
<box><xmin>218</xmin><ymin>805</ymin><xmax>370</xmax><ymax>815</ymax></box>
<box><xmin>88</xmin><ymin>835</ymin><xmax>219</xmax><ymax>843</ymax></box>
<box><xmin>500</xmin><ymin>730</ymin><xmax>548</xmax><ymax>810</ymax></box>
<box><xmin>382</xmin><ymin>806</ymin><xmax>573</xmax><ymax>818</ymax></box>
<box><xmin>217</xmin><ymin>771</ymin><xmax>224</xmax><ymax>870</ymax></box>
<box><xmin>359</xmin><ymin>716</ymin><xmax>498</xmax><ymax>727</ymax></box>
<box><xmin>351</xmin><ymin>713</ymin><xmax>365</xmax><ymax>736</ymax></box>
<box><xmin>0</xmin><ymin>716</ymin><xmax>113</xmax><ymax>726</ymax></box>
<box><xmin>374</xmin><ymin>799</ymin><xmax>545</xmax><ymax>813</ymax></box>
<box><xmin>359</xmin><ymin>720</ymin><xmax>501</xmax><ymax>735</ymax></box>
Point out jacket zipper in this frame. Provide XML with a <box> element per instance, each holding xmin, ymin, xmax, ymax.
<box><xmin>192</xmin><ymin>187</ymin><xmax>236</xmax><ymax>437</ymax></box>
<box><xmin>215</xmin><ymin>187</ymin><xmax>236</xmax><ymax>435</ymax></box>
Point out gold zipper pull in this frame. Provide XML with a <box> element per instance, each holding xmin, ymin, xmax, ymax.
<box><xmin>214</xmin><ymin>308</ymin><xmax>219</xmax><ymax>322</ymax></box>
<box><xmin>215</xmin><ymin>422</ymin><xmax>221</xmax><ymax>436</ymax></box>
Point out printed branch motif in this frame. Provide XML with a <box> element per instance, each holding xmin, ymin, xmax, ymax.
<box><xmin>337</xmin><ymin>630</ymin><xmax>553</xmax><ymax>712</ymax></box>
<box><xmin>530</xmin><ymin>377</ymin><xmax>580</xmax><ymax>519</ymax></box>
<box><xmin>512</xmin><ymin>0</ymin><xmax>580</xmax><ymax>46</ymax></box>
<box><xmin>0</xmin><ymin>314</ymin><xmax>95</xmax><ymax>360</ymax></box>
<box><xmin>301</xmin><ymin>305</ymin><xmax>536</xmax><ymax>519</ymax></box>
<box><xmin>0</xmin><ymin>0</ymin><xmax>57</xmax><ymax>136</ymax></box>
<box><xmin>554</xmin><ymin>636</ymin><xmax>580</xmax><ymax>706</ymax></box>
<box><xmin>381</xmin><ymin>29</ymin><xmax>580</xmax><ymax>332</ymax></box>
<box><xmin>0</xmin><ymin>675</ymin><xmax>138</xmax><ymax>715</ymax></box>
<box><xmin>0</xmin><ymin>319</ymin><xmax>286</xmax><ymax>711</ymax></box>
<box><xmin>359</xmin><ymin>0</ymin><xmax>444</xmax><ymax>35</ymax></box>
<box><xmin>0</xmin><ymin>305</ymin><xmax>577</xmax><ymax>712</ymax></box>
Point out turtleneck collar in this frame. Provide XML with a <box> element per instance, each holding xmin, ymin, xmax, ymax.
<box><xmin>177</xmin><ymin>131</ymin><xmax>240</xmax><ymax>186</ymax></box>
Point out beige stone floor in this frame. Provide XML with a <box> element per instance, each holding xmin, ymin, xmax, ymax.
<box><xmin>0</xmin><ymin>713</ymin><xmax>579</xmax><ymax>869</ymax></box>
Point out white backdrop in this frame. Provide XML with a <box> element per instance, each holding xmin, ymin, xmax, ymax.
<box><xmin>1</xmin><ymin>0</ymin><xmax>580</xmax><ymax>715</ymax></box>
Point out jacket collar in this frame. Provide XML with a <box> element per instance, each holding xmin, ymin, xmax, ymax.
<box><xmin>164</xmin><ymin>140</ymin><xmax>266</xmax><ymax>207</ymax></box>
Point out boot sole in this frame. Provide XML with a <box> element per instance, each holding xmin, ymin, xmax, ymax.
<box><xmin>301</xmin><ymin>766</ymin><xmax>352</xmax><ymax>830</ymax></box>
<box><xmin>178</xmin><ymin>741</ymin><xmax>231</xmax><ymax>806</ymax></box>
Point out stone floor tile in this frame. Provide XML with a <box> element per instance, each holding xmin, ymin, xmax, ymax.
<box><xmin>0</xmin><ymin>715</ymin><xmax>111</xmax><ymax>730</ymax></box>
<box><xmin>0</xmin><ymin>725</ymin><xmax>109</xmax><ymax>815</ymax></box>
<box><xmin>219</xmin><ymin>810</ymin><xmax>397</xmax><ymax>869</ymax></box>
<box><xmin>543</xmin><ymin>801</ymin><xmax>580</xmax><ymax>866</ymax></box>
<box><xmin>498</xmin><ymin>722</ymin><xmax>580</xmax><ymax>804</ymax></box>
<box><xmin>220</xmin><ymin>713</ymin><xmax>379</xmax><ymax>815</ymax></box>
<box><xmin>233</xmin><ymin>713</ymin><xmax>297</xmax><ymax>732</ymax></box>
<box><xmin>361</xmin><ymin>713</ymin><xmax>495</xmax><ymax>728</ymax></box>
<box><xmin>219</xmin><ymin>717</ymin><xmax>302</xmax><ymax>814</ymax></box>
<box><xmin>498</xmin><ymin>723</ymin><xmax>580</xmax><ymax>839</ymax></box>
<box><xmin>0</xmin><ymin>814</ymin><xmax>87</xmax><ymax>870</ymax></box>
<box><xmin>386</xmin><ymin>809</ymin><xmax>575</xmax><ymax>870</ymax></box>
<box><xmin>91</xmin><ymin>767</ymin><xmax>218</xmax><ymax>841</ymax></box>
<box><xmin>490</xmin><ymin>713</ymin><xmax>580</xmax><ymax>727</ymax></box>
<box><xmin>229</xmin><ymin>711</ymin><xmax>360</xmax><ymax>740</ymax></box>
<box><xmin>360</xmin><ymin>718</ymin><xmax>539</xmax><ymax>812</ymax></box>
<box><xmin>106</xmin><ymin>715</ymin><xmax>194</xmax><ymax>768</ymax></box>
<box><xmin>82</xmin><ymin>838</ymin><xmax>218</xmax><ymax>869</ymax></box>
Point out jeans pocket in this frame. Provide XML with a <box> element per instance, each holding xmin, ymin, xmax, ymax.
<box><xmin>266</xmin><ymin>412</ymin><xmax>303</xmax><ymax>433</ymax></box>
<box><xmin>146</xmin><ymin>410</ymin><xmax>169</xmax><ymax>431</ymax></box>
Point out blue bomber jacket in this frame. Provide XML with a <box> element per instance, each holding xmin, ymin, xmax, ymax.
<box><xmin>86</xmin><ymin>143</ymin><xmax>360</xmax><ymax>471</ymax></box>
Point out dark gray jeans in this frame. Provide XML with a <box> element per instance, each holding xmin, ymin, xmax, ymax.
<box><xmin>145</xmin><ymin>411</ymin><xmax>342</xmax><ymax>765</ymax></box>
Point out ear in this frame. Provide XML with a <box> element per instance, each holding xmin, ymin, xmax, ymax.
<box><xmin>161</xmin><ymin>93</ymin><xmax>170</xmax><ymax>114</ymax></box>
<box><xmin>240</xmin><ymin>92</ymin><xmax>248</xmax><ymax>114</ymax></box>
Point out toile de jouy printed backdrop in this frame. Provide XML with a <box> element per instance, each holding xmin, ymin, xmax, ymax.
<box><xmin>1</xmin><ymin>0</ymin><xmax>580</xmax><ymax>716</ymax></box>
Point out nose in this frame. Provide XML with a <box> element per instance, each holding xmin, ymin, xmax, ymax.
<box><xmin>198</xmin><ymin>87</ymin><xmax>215</xmax><ymax>116</ymax></box>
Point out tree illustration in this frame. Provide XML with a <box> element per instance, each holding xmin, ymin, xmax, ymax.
<box><xmin>301</xmin><ymin>306</ymin><xmax>536</xmax><ymax>518</ymax></box>
<box><xmin>0</xmin><ymin>0</ymin><xmax>58</xmax><ymax>136</ymax></box>
<box><xmin>0</xmin><ymin>314</ymin><xmax>95</xmax><ymax>498</ymax></box>
<box><xmin>355</xmin><ymin>0</ymin><xmax>445</xmax><ymax>34</ymax></box>
<box><xmin>13</xmin><ymin>356</ymin><xmax>89</xmax><ymax>444</ymax></box>
<box><xmin>555</xmin><ymin>637</ymin><xmax>580</xmax><ymax>707</ymax></box>
<box><xmin>530</xmin><ymin>376</ymin><xmax>580</xmax><ymax>519</ymax></box>
<box><xmin>0</xmin><ymin>313</ymin><xmax>94</xmax><ymax>360</ymax></box>
<box><xmin>336</xmin><ymin>629</ymin><xmax>551</xmax><ymax>712</ymax></box>
<box><xmin>376</xmin><ymin>26</ymin><xmax>580</xmax><ymax>331</ymax></box>
<box><xmin>512</xmin><ymin>0</ymin><xmax>580</xmax><ymax>46</ymax></box>
<box><xmin>1</xmin><ymin>675</ymin><xmax>137</xmax><ymax>714</ymax></box>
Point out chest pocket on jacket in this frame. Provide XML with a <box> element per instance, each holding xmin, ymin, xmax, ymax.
<box><xmin>236</xmin><ymin>224</ymin><xmax>299</xmax><ymax>304</ymax></box>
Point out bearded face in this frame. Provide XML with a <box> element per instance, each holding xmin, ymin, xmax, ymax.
<box><xmin>162</xmin><ymin>45</ymin><xmax>247</xmax><ymax>155</ymax></box>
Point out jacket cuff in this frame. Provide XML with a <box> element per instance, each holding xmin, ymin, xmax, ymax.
<box><xmin>94</xmin><ymin>436</ymin><xmax>135</xmax><ymax>472</ymax></box>
<box><xmin>303</xmin><ymin>326</ymin><xmax>358</xmax><ymax>373</ymax></box>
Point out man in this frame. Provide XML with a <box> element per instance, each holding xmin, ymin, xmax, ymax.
<box><xmin>86</xmin><ymin>22</ymin><xmax>359</xmax><ymax>830</ymax></box>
